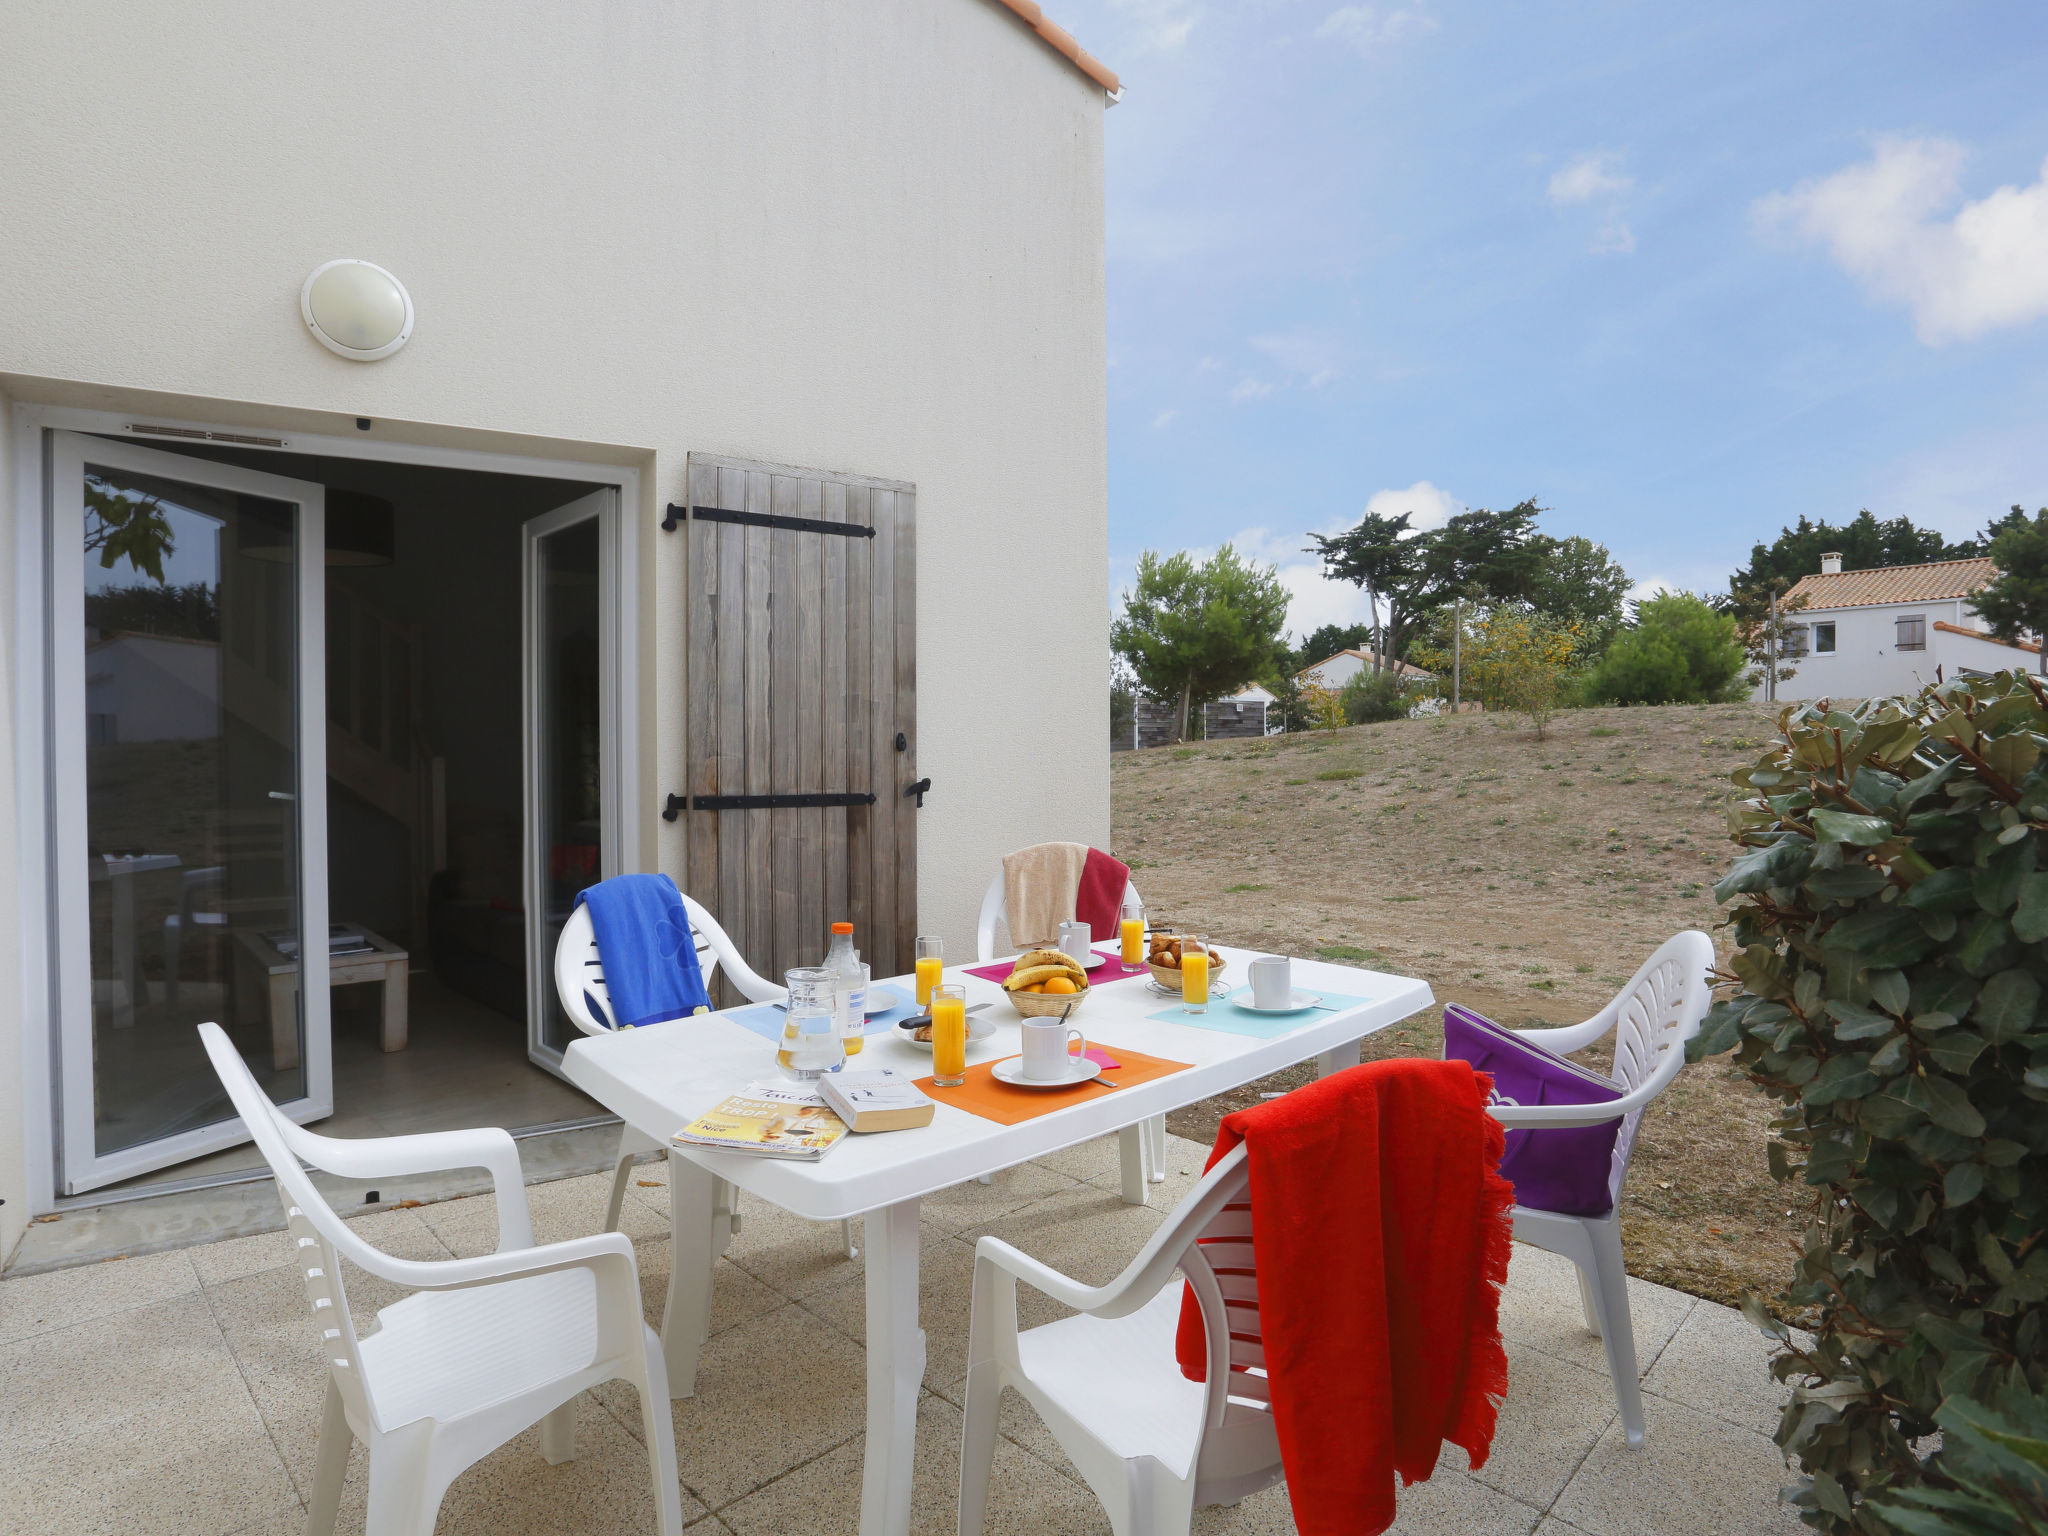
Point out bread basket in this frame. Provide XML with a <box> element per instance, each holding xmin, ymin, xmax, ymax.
<box><xmin>1147</xmin><ymin>948</ymin><xmax>1226</xmax><ymax>990</ymax></box>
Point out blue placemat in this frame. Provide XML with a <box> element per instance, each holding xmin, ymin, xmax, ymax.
<box><xmin>723</xmin><ymin>985</ymin><xmax>913</xmax><ymax>1045</ymax></box>
<box><xmin>1145</xmin><ymin>987</ymin><xmax>1376</xmax><ymax>1039</ymax></box>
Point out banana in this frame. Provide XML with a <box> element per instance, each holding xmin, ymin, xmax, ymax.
<box><xmin>1006</xmin><ymin>963</ymin><xmax>1083</xmax><ymax>991</ymax></box>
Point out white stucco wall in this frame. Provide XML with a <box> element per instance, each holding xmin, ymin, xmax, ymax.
<box><xmin>0</xmin><ymin>384</ymin><xmax>21</xmax><ymax>1259</ymax></box>
<box><xmin>0</xmin><ymin>1</ymin><xmax>1108</xmax><ymax>1234</ymax></box>
<box><xmin>1760</xmin><ymin>598</ymin><xmax>2031</xmax><ymax>700</ymax></box>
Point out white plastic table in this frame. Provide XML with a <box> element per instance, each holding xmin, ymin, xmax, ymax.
<box><xmin>562</xmin><ymin>943</ymin><xmax>1434</xmax><ymax>1536</ymax></box>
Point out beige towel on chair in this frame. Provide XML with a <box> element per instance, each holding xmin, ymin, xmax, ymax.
<box><xmin>1001</xmin><ymin>842</ymin><xmax>1090</xmax><ymax>949</ymax></box>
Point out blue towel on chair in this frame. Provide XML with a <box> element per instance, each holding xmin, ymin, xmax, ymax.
<box><xmin>574</xmin><ymin>874</ymin><xmax>713</xmax><ymax>1027</ymax></box>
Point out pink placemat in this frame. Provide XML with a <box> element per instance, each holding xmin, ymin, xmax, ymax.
<box><xmin>965</xmin><ymin>948</ymin><xmax>1151</xmax><ymax>986</ymax></box>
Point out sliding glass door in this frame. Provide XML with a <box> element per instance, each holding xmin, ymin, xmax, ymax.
<box><xmin>50</xmin><ymin>433</ymin><xmax>331</xmax><ymax>1193</ymax></box>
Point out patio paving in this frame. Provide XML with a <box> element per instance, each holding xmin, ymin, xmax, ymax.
<box><xmin>0</xmin><ymin>1132</ymin><xmax>1802</xmax><ymax>1535</ymax></box>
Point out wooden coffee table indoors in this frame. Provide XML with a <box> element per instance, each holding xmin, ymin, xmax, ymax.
<box><xmin>233</xmin><ymin>927</ymin><xmax>409</xmax><ymax>1071</ymax></box>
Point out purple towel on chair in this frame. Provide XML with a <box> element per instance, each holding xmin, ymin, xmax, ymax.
<box><xmin>1443</xmin><ymin>1003</ymin><xmax>1626</xmax><ymax>1217</ymax></box>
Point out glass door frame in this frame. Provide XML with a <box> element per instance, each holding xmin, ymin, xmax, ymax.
<box><xmin>48</xmin><ymin>432</ymin><xmax>332</xmax><ymax>1194</ymax></box>
<box><xmin>520</xmin><ymin>487</ymin><xmax>621</xmax><ymax>1073</ymax></box>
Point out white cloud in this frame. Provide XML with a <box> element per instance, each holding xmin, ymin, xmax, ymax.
<box><xmin>1548</xmin><ymin>152</ymin><xmax>1633</xmax><ymax>206</ymax></box>
<box><xmin>1315</xmin><ymin>4</ymin><xmax>1438</xmax><ymax>58</ymax></box>
<box><xmin>1249</xmin><ymin>329</ymin><xmax>1344</xmax><ymax>388</ymax></box>
<box><xmin>1362</xmin><ymin>479</ymin><xmax>1463</xmax><ymax>532</ymax></box>
<box><xmin>1548</xmin><ymin>152</ymin><xmax>1636</xmax><ymax>256</ymax></box>
<box><xmin>1754</xmin><ymin>136</ymin><xmax>2048</xmax><ymax>345</ymax></box>
<box><xmin>1150</xmin><ymin>408</ymin><xmax>1178</xmax><ymax>429</ymax></box>
<box><xmin>1626</xmin><ymin>576</ymin><xmax>1681</xmax><ymax>612</ymax></box>
<box><xmin>1107</xmin><ymin>0</ymin><xmax>1200</xmax><ymax>52</ymax></box>
<box><xmin>1229</xmin><ymin>376</ymin><xmax>1275</xmax><ymax>403</ymax></box>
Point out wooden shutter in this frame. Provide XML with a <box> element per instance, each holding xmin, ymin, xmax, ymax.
<box><xmin>680</xmin><ymin>453</ymin><xmax>916</xmax><ymax>1001</ymax></box>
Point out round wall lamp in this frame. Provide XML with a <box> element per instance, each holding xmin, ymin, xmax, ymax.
<box><xmin>300</xmin><ymin>259</ymin><xmax>413</xmax><ymax>361</ymax></box>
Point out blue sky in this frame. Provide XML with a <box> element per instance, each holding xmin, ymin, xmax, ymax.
<box><xmin>1065</xmin><ymin>1</ymin><xmax>2048</xmax><ymax>642</ymax></box>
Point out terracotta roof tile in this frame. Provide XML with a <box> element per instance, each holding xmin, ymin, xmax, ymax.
<box><xmin>993</xmin><ymin>0</ymin><xmax>1120</xmax><ymax>94</ymax></box>
<box><xmin>1934</xmin><ymin>619</ymin><xmax>2039</xmax><ymax>655</ymax></box>
<box><xmin>1782</xmin><ymin>557</ymin><xmax>1996</xmax><ymax>611</ymax></box>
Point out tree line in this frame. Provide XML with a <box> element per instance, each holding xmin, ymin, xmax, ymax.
<box><xmin>1112</xmin><ymin>498</ymin><xmax>2048</xmax><ymax>743</ymax></box>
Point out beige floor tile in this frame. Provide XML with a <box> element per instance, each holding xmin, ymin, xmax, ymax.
<box><xmin>1027</xmin><ymin>1132</ymin><xmax>1126</xmax><ymax>1186</ymax></box>
<box><xmin>628</xmin><ymin>1242</ymin><xmax>789</xmax><ymax>1343</ymax></box>
<box><xmin>1551</xmin><ymin>1396</ymin><xmax>1800</xmax><ymax>1536</ymax></box>
<box><xmin>1641</xmin><ymin>1300</ymin><xmax>1793</xmax><ymax>1436</ymax></box>
<box><xmin>0</xmin><ymin>1246</ymin><xmax>200</xmax><ymax>1344</ymax></box>
<box><xmin>416</xmin><ymin>1171</ymin><xmax>668</xmax><ymax>1258</ymax></box>
<box><xmin>592</xmin><ymin>1301</ymin><xmax>868</xmax><ymax>1511</ymax></box>
<box><xmin>190</xmin><ymin>1227</ymin><xmax>297</xmax><ymax>1288</ymax></box>
<box><xmin>717</xmin><ymin>1192</ymin><xmax>868</xmax><ymax>1299</ymax></box>
<box><xmin>0</xmin><ymin>1291</ymin><xmax>298</xmax><ymax>1535</ymax></box>
<box><xmin>1533</xmin><ymin>1520</ymin><xmax>1597</xmax><ymax>1535</ymax></box>
<box><xmin>205</xmin><ymin>1262</ymin><xmax>347</xmax><ymax>1487</ymax></box>
<box><xmin>916</xmin><ymin>1160</ymin><xmax>1086</xmax><ymax>1235</ymax></box>
<box><xmin>955</xmin><ymin>1182</ymin><xmax>1170</xmax><ymax>1291</ymax></box>
<box><xmin>1497</xmin><ymin>1242</ymin><xmax>1695</xmax><ymax>1382</ymax></box>
<box><xmin>720</xmin><ymin>1389</ymin><xmax>1113</xmax><ymax>1536</ymax></box>
<box><xmin>1454</xmin><ymin>1343</ymin><xmax>1618</xmax><ymax>1508</ymax></box>
<box><xmin>799</xmin><ymin>1231</ymin><xmax>984</xmax><ymax>1395</ymax></box>
<box><xmin>1388</xmin><ymin>1472</ymin><xmax>1545</xmax><ymax>1536</ymax></box>
<box><xmin>315</xmin><ymin>1390</ymin><xmax>709</xmax><ymax>1535</ymax></box>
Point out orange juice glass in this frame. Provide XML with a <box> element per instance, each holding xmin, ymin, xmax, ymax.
<box><xmin>915</xmin><ymin>935</ymin><xmax>944</xmax><ymax>1008</ymax></box>
<box><xmin>1180</xmin><ymin>935</ymin><xmax>1211</xmax><ymax>1014</ymax></box>
<box><xmin>931</xmin><ymin>984</ymin><xmax>968</xmax><ymax>1086</ymax></box>
<box><xmin>1119</xmin><ymin>899</ymin><xmax>1144</xmax><ymax>965</ymax></box>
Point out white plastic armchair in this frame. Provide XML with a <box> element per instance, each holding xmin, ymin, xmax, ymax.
<box><xmin>552</xmin><ymin>895</ymin><xmax>856</xmax><ymax>1266</ymax></box>
<box><xmin>958</xmin><ymin>1142</ymin><xmax>1279</xmax><ymax>1536</ymax></box>
<box><xmin>975</xmin><ymin>867</ymin><xmax>1165</xmax><ymax>1202</ymax></box>
<box><xmin>1480</xmin><ymin>928</ymin><xmax>1715</xmax><ymax>1448</ymax></box>
<box><xmin>197</xmin><ymin>1023</ymin><xmax>684</xmax><ymax>1536</ymax></box>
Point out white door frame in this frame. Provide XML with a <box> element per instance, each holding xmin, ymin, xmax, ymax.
<box><xmin>521</xmin><ymin>487</ymin><xmax>620</xmax><ymax>1072</ymax></box>
<box><xmin>48</xmin><ymin>432</ymin><xmax>331</xmax><ymax>1192</ymax></box>
<box><xmin>11</xmin><ymin>402</ymin><xmax>645</xmax><ymax>1212</ymax></box>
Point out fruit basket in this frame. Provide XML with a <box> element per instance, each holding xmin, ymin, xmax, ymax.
<box><xmin>1002</xmin><ymin>948</ymin><xmax>1091</xmax><ymax>1017</ymax></box>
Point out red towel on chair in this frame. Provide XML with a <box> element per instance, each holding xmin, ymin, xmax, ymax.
<box><xmin>1074</xmin><ymin>847</ymin><xmax>1130</xmax><ymax>942</ymax></box>
<box><xmin>1175</xmin><ymin>1059</ymin><xmax>1512</xmax><ymax>1536</ymax></box>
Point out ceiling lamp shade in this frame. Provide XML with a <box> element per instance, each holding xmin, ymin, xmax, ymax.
<box><xmin>241</xmin><ymin>489</ymin><xmax>395</xmax><ymax>565</ymax></box>
<box><xmin>300</xmin><ymin>259</ymin><xmax>413</xmax><ymax>360</ymax></box>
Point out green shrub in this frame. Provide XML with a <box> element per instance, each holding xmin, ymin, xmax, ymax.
<box><xmin>1692</xmin><ymin>676</ymin><xmax>2048</xmax><ymax>1530</ymax></box>
<box><xmin>1340</xmin><ymin>669</ymin><xmax>1417</xmax><ymax>724</ymax></box>
<box><xmin>1866</xmin><ymin>1386</ymin><xmax>2048</xmax><ymax>1534</ymax></box>
<box><xmin>1592</xmin><ymin>591</ymin><xmax>1747</xmax><ymax>704</ymax></box>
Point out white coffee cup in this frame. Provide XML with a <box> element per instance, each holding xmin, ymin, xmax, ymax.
<box><xmin>1249</xmin><ymin>955</ymin><xmax>1292</xmax><ymax>1009</ymax></box>
<box><xmin>1020</xmin><ymin>1017</ymin><xmax>1087</xmax><ymax>1080</ymax></box>
<box><xmin>1056</xmin><ymin>919</ymin><xmax>1093</xmax><ymax>964</ymax></box>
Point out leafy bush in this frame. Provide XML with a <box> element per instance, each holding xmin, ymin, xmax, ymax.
<box><xmin>1592</xmin><ymin>591</ymin><xmax>1747</xmax><ymax>704</ymax></box>
<box><xmin>1866</xmin><ymin>1387</ymin><xmax>2048</xmax><ymax>1534</ymax></box>
<box><xmin>1412</xmin><ymin>603</ymin><xmax>1584</xmax><ymax>738</ymax></box>
<box><xmin>1340</xmin><ymin>669</ymin><xmax>1416</xmax><ymax>724</ymax></box>
<box><xmin>1692</xmin><ymin>676</ymin><xmax>2048</xmax><ymax>1531</ymax></box>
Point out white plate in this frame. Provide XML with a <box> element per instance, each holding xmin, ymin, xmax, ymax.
<box><xmin>1225</xmin><ymin>987</ymin><xmax>1324</xmax><ymax>1016</ymax></box>
<box><xmin>864</xmin><ymin>985</ymin><xmax>904</xmax><ymax>1016</ymax></box>
<box><xmin>990</xmin><ymin>1055</ymin><xmax>1103</xmax><ymax>1089</ymax></box>
<box><xmin>896</xmin><ymin>1015</ymin><xmax>1000</xmax><ymax>1051</ymax></box>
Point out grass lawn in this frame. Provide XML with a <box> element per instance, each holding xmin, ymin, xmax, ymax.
<box><xmin>1114</xmin><ymin>699</ymin><xmax>1793</xmax><ymax>1309</ymax></box>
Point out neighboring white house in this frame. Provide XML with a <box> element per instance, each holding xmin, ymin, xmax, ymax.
<box><xmin>1297</xmin><ymin>647</ymin><xmax>1436</xmax><ymax>689</ymax></box>
<box><xmin>1760</xmin><ymin>553</ymin><xmax>2041</xmax><ymax>702</ymax></box>
<box><xmin>0</xmin><ymin>3</ymin><xmax>1117</xmax><ymax>1250</ymax></box>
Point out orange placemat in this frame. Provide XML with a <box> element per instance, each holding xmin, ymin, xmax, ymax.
<box><xmin>913</xmin><ymin>1044</ymin><xmax>1193</xmax><ymax>1125</ymax></box>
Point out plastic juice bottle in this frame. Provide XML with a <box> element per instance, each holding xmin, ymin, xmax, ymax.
<box><xmin>1120</xmin><ymin>913</ymin><xmax>1144</xmax><ymax>966</ymax></box>
<box><xmin>931</xmin><ymin>990</ymin><xmax>968</xmax><ymax>1082</ymax></box>
<box><xmin>824</xmin><ymin>922</ymin><xmax>864</xmax><ymax>1056</ymax></box>
<box><xmin>1181</xmin><ymin>946</ymin><xmax>1210</xmax><ymax>1006</ymax></box>
<box><xmin>915</xmin><ymin>953</ymin><xmax>943</xmax><ymax>1007</ymax></box>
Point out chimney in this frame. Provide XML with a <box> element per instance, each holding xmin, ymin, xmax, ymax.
<box><xmin>1820</xmin><ymin>552</ymin><xmax>1843</xmax><ymax>575</ymax></box>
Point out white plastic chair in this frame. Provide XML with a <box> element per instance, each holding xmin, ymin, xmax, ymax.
<box><xmin>958</xmin><ymin>1142</ymin><xmax>1278</xmax><ymax>1536</ymax></box>
<box><xmin>1480</xmin><ymin>928</ymin><xmax>1715</xmax><ymax>1447</ymax></box>
<box><xmin>197</xmin><ymin>1022</ymin><xmax>684</xmax><ymax>1536</ymax></box>
<box><xmin>976</xmin><ymin>866</ymin><xmax>1165</xmax><ymax>1201</ymax></box>
<box><xmin>552</xmin><ymin>894</ymin><xmax>857</xmax><ymax>1260</ymax></box>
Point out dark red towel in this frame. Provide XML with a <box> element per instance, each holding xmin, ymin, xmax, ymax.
<box><xmin>1175</xmin><ymin>1060</ymin><xmax>1512</xmax><ymax>1536</ymax></box>
<box><xmin>1074</xmin><ymin>847</ymin><xmax>1130</xmax><ymax>942</ymax></box>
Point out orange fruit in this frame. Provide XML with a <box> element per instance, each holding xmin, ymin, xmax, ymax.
<box><xmin>1042</xmin><ymin>975</ymin><xmax>1077</xmax><ymax>994</ymax></box>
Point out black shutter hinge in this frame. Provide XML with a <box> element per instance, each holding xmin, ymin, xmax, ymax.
<box><xmin>665</xmin><ymin>791</ymin><xmax>878</xmax><ymax>821</ymax></box>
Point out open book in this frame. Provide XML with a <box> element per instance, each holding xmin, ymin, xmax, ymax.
<box><xmin>671</xmin><ymin>1083</ymin><xmax>848</xmax><ymax>1160</ymax></box>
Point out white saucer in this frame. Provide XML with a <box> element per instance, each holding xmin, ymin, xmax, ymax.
<box><xmin>864</xmin><ymin>985</ymin><xmax>904</xmax><ymax>1016</ymax></box>
<box><xmin>1081</xmin><ymin>952</ymin><xmax>1107</xmax><ymax>970</ymax></box>
<box><xmin>990</xmin><ymin>1056</ymin><xmax>1103</xmax><ymax>1089</ymax></box>
<box><xmin>1226</xmin><ymin>987</ymin><xmax>1323</xmax><ymax>1016</ymax></box>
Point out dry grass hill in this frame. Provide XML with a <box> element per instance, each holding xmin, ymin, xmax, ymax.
<box><xmin>1113</xmin><ymin>699</ymin><xmax>1790</xmax><ymax>1306</ymax></box>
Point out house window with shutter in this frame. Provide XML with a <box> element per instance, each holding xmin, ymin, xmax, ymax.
<box><xmin>1896</xmin><ymin>614</ymin><xmax>1926</xmax><ymax>651</ymax></box>
<box><xmin>1814</xmin><ymin>623</ymin><xmax>1836</xmax><ymax>653</ymax></box>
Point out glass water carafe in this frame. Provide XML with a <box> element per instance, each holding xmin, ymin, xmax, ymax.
<box><xmin>778</xmin><ymin>968</ymin><xmax>844</xmax><ymax>1081</ymax></box>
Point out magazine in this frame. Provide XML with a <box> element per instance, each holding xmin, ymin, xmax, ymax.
<box><xmin>671</xmin><ymin>1083</ymin><xmax>849</xmax><ymax>1160</ymax></box>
